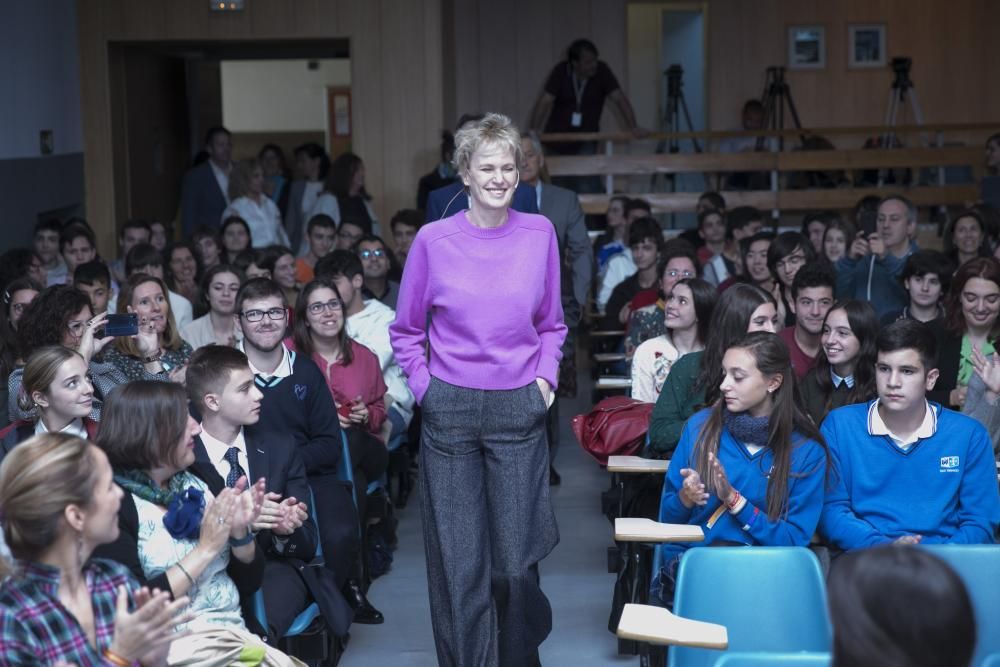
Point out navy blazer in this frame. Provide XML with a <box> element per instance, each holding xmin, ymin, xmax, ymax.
<box><xmin>424</xmin><ymin>181</ymin><xmax>539</xmax><ymax>223</ymax></box>
<box><xmin>191</xmin><ymin>428</ymin><xmax>317</xmax><ymax>561</ymax></box>
<box><xmin>181</xmin><ymin>161</ymin><xmax>228</xmax><ymax>237</ymax></box>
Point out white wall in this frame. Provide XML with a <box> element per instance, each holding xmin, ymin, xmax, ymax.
<box><xmin>0</xmin><ymin>0</ymin><xmax>83</xmax><ymax>158</ymax></box>
<box><xmin>220</xmin><ymin>59</ymin><xmax>351</xmax><ymax>132</ymax></box>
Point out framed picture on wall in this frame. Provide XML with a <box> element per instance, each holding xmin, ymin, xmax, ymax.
<box><xmin>848</xmin><ymin>24</ymin><xmax>887</xmax><ymax>68</ymax></box>
<box><xmin>788</xmin><ymin>26</ymin><xmax>825</xmax><ymax>69</ymax></box>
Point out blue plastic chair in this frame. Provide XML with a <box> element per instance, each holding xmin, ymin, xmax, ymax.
<box><xmin>713</xmin><ymin>653</ymin><xmax>831</xmax><ymax>667</ymax></box>
<box><xmin>922</xmin><ymin>545</ymin><xmax>1000</xmax><ymax>667</ymax></box>
<box><xmin>669</xmin><ymin>547</ymin><xmax>831</xmax><ymax>667</ymax></box>
<box><xmin>981</xmin><ymin>653</ymin><xmax>1000</xmax><ymax>667</ymax></box>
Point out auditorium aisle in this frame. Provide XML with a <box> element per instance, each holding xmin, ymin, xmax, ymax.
<box><xmin>340</xmin><ymin>346</ymin><xmax>635</xmax><ymax>666</ymax></box>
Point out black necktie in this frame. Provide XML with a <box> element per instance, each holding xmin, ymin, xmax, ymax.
<box><xmin>224</xmin><ymin>447</ymin><xmax>247</xmax><ymax>488</ymax></box>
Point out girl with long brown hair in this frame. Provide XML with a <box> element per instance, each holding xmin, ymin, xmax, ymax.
<box><xmin>651</xmin><ymin>331</ymin><xmax>829</xmax><ymax>607</ymax></box>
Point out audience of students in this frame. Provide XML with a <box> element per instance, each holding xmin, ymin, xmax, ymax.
<box><xmin>799</xmin><ymin>300</ymin><xmax>880</xmax><ymax>425</ymax></box>
<box><xmin>220</xmin><ymin>215</ymin><xmax>253</xmax><ymax>264</ymax></box>
<box><xmin>768</xmin><ymin>231</ymin><xmax>816</xmax><ymax>326</ymax></box>
<box><xmin>652</xmin><ymin>332</ymin><xmax>829</xmax><ymax>607</ymax></box>
<box><xmin>356</xmin><ymin>234</ymin><xmax>400</xmax><ymax>309</ymax></box>
<box><xmin>631</xmin><ymin>278</ymin><xmax>716</xmax><ymax>403</ymax></box>
<box><xmin>295</xmin><ymin>214</ymin><xmax>337</xmax><ymax>283</ymax></box>
<box><xmin>819</xmin><ymin>319</ymin><xmax>1000</xmax><ymax>551</ymax></box>
<box><xmin>778</xmin><ymin>263</ymin><xmax>836</xmax><ymax>380</ymax></box>
<box><xmin>181</xmin><ymin>264</ymin><xmax>244</xmax><ymax>349</ymax></box>
<box><xmin>648</xmin><ymin>283</ymin><xmax>779</xmax><ymax>455</ymax></box>
<box><xmin>624</xmin><ymin>242</ymin><xmax>699</xmax><ymax>357</ymax></box>
<box><xmin>879</xmin><ymin>249</ymin><xmax>953</xmax><ymax>327</ymax></box>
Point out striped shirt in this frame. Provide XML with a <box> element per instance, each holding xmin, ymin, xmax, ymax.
<box><xmin>0</xmin><ymin>558</ymin><xmax>138</xmax><ymax>666</ymax></box>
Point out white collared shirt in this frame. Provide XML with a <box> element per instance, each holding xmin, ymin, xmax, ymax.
<box><xmin>34</xmin><ymin>418</ymin><xmax>88</xmax><ymax>439</ymax></box>
<box><xmin>199</xmin><ymin>425</ymin><xmax>250</xmax><ymax>484</ymax></box>
<box><xmin>210</xmin><ymin>161</ymin><xmax>232</xmax><ymax>204</ymax></box>
<box><xmin>830</xmin><ymin>368</ymin><xmax>856</xmax><ymax>389</ymax></box>
<box><xmin>867</xmin><ymin>399</ymin><xmax>937</xmax><ymax>450</ymax></box>
<box><xmin>238</xmin><ymin>341</ymin><xmax>293</xmax><ymax>381</ymax></box>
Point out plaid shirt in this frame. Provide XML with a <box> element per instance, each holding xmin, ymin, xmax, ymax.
<box><xmin>0</xmin><ymin>558</ymin><xmax>137</xmax><ymax>666</ymax></box>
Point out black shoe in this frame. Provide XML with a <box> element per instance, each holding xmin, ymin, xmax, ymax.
<box><xmin>549</xmin><ymin>466</ymin><xmax>561</xmax><ymax>486</ymax></box>
<box><xmin>343</xmin><ymin>579</ymin><xmax>384</xmax><ymax>624</ymax></box>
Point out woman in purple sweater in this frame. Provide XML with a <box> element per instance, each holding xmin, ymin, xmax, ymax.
<box><xmin>390</xmin><ymin>113</ymin><xmax>567</xmax><ymax>667</ymax></box>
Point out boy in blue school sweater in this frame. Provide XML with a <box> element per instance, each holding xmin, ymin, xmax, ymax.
<box><xmin>819</xmin><ymin>319</ymin><xmax>1000</xmax><ymax>550</ymax></box>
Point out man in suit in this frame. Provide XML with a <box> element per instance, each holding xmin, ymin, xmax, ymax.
<box><xmin>181</xmin><ymin>126</ymin><xmax>233</xmax><ymax>237</ymax></box>
<box><xmin>519</xmin><ymin>132</ymin><xmax>593</xmax><ymax>484</ymax></box>
<box><xmin>186</xmin><ymin>344</ymin><xmax>351</xmax><ymax>642</ymax></box>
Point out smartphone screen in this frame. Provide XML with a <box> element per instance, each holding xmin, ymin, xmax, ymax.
<box><xmin>102</xmin><ymin>313</ymin><xmax>139</xmax><ymax>337</ymax></box>
<box><xmin>859</xmin><ymin>210</ymin><xmax>878</xmax><ymax>237</ymax></box>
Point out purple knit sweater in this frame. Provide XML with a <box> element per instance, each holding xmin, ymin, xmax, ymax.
<box><xmin>389</xmin><ymin>209</ymin><xmax>567</xmax><ymax>403</ymax></box>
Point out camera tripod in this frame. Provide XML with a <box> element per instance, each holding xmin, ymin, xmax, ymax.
<box><xmin>881</xmin><ymin>56</ymin><xmax>925</xmax><ymax>147</ymax></box>
<box><xmin>652</xmin><ymin>64</ymin><xmax>705</xmax><ymax>198</ymax></box>
<box><xmin>756</xmin><ymin>66</ymin><xmax>806</xmax><ymax>151</ymax></box>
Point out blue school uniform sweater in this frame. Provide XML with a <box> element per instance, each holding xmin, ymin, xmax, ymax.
<box><xmin>818</xmin><ymin>401</ymin><xmax>1000</xmax><ymax>550</ymax></box>
<box><xmin>656</xmin><ymin>408</ymin><xmax>828</xmax><ymax>570</ymax></box>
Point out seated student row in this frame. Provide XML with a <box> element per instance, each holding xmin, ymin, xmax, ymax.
<box><xmin>648</xmin><ymin>320</ymin><xmax>1000</xmax><ymax>609</ymax></box>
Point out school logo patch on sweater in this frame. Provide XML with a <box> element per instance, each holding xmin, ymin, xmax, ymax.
<box><xmin>940</xmin><ymin>456</ymin><xmax>960</xmax><ymax>472</ymax></box>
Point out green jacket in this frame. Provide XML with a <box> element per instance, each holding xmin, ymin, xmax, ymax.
<box><xmin>648</xmin><ymin>350</ymin><xmax>704</xmax><ymax>456</ymax></box>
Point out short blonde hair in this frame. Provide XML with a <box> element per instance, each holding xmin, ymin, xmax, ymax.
<box><xmin>452</xmin><ymin>113</ymin><xmax>522</xmax><ymax>177</ymax></box>
<box><xmin>228</xmin><ymin>159</ymin><xmax>261</xmax><ymax>201</ymax></box>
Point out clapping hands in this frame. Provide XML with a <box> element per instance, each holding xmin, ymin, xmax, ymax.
<box><xmin>252</xmin><ymin>492</ymin><xmax>309</xmax><ymax>535</ymax></box>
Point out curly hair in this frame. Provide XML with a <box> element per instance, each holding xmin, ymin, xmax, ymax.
<box><xmin>16</xmin><ymin>285</ymin><xmax>92</xmax><ymax>361</ymax></box>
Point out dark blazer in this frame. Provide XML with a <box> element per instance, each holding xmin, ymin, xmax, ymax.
<box><xmin>930</xmin><ymin>331</ymin><xmax>963</xmax><ymax>409</ymax></box>
<box><xmin>181</xmin><ymin>161</ymin><xmax>228</xmax><ymax>237</ymax></box>
<box><xmin>191</xmin><ymin>428</ymin><xmax>317</xmax><ymax>561</ymax></box>
<box><xmin>540</xmin><ymin>182</ymin><xmax>593</xmax><ymax>322</ymax></box>
<box><xmin>424</xmin><ymin>181</ymin><xmax>539</xmax><ymax>223</ymax></box>
<box><xmin>192</xmin><ymin>426</ymin><xmax>353</xmax><ymax>636</ymax></box>
<box><xmin>283</xmin><ymin>179</ymin><xmax>309</xmax><ymax>255</ymax></box>
<box><xmin>0</xmin><ymin>419</ymin><xmax>99</xmax><ymax>467</ymax></box>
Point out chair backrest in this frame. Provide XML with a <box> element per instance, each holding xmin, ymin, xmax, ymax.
<box><xmin>336</xmin><ymin>430</ymin><xmax>354</xmax><ymax>489</ymax></box>
<box><xmin>981</xmin><ymin>653</ymin><xmax>1000</xmax><ymax>667</ymax></box>
<box><xmin>669</xmin><ymin>547</ymin><xmax>831</xmax><ymax>667</ymax></box>
<box><xmin>713</xmin><ymin>653</ymin><xmax>831</xmax><ymax>667</ymax></box>
<box><xmin>922</xmin><ymin>545</ymin><xmax>1000</xmax><ymax>667</ymax></box>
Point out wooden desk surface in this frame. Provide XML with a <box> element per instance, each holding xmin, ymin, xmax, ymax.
<box><xmin>607</xmin><ymin>456</ymin><xmax>669</xmax><ymax>473</ymax></box>
<box><xmin>614</xmin><ymin>518</ymin><xmax>705</xmax><ymax>543</ymax></box>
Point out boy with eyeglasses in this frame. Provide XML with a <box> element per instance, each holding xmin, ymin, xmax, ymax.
<box><xmin>355</xmin><ymin>234</ymin><xmax>400</xmax><ymax>309</ymax></box>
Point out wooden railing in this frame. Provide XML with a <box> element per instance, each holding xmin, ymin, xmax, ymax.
<box><xmin>539</xmin><ymin>123</ymin><xmax>997</xmax><ymax>216</ymax></box>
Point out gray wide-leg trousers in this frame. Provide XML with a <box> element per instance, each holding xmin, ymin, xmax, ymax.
<box><xmin>419</xmin><ymin>377</ymin><xmax>560</xmax><ymax>667</ymax></box>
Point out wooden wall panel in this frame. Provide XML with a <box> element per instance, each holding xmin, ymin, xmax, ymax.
<box><xmin>77</xmin><ymin>0</ymin><xmax>445</xmax><ymax>255</ymax></box>
<box><xmin>704</xmin><ymin>0</ymin><xmax>1000</xmax><ymax>137</ymax></box>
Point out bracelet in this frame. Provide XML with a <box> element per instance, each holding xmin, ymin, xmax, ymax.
<box><xmin>141</xmin><ymin>352</ymin><xmax>162</xmax><ymax>364</ymax></box>
<box><xmin>103</xmin><ymin>648</ymin><xmax>132</xmax><ymax>667</ymax></box>
<box><xmin>229</xmin><ymin>531</ymin><xmax>255</xmax><ymax>547</ymax></box>
<box><xmin>175</xmin><ymin>560</ymin><xmax>194</xmax><ymax>587</ymax></box>
<box><xmin>727</xmin><ymin>491</ymin><xmax>748</xmax><ymax>515</ymax></box>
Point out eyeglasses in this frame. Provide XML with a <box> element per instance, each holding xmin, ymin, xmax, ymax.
<box><xmin>359</xmin><ymin>249</ymin><xmax>385</xmax><ymax>260</ymax></box>
<box><xmin>307</xmin><ymin>299</ymin><xmax>342</xmax><ymax>315</ymax></box>
<box><xmin>666</xmin><ymin>269</ymin><xmax>695</xmax><ymax>279</ymax></box>
<box><xmin>240</xmin><ymin>307</ymin><xmax>287</xmax><ymax>322</ymax></box>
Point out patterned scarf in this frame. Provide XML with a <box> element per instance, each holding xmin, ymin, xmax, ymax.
<box><xmin>114</xmin><ymin>469</ymin><xmax>205</xmax><ymax>540</ymax></box>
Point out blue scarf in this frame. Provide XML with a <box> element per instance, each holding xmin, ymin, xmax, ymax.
<box><xmin>724</xmin><ymin>411</ymin><xmax>771</xmax><ymax>448</ymax></box>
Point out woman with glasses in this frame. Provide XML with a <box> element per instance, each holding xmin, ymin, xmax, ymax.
<box><xmin>625</xmin><ymin>243</ymin><xmax>700</xmax><ymax>358</ymax></box>
<box><xmin>181</xmin><ymin>264</ymin><xmax>244</xmax><ymax>350</ymax></box>
<box><xmin>287</xmin><ymin>278</ymin><xmax>389</xmax><ymax>525</ymax></box>
<box><xmin>103</xmin><ymin>274</ymin><xmax>193</xmax><ymax>383</ymax></box>
<box><xmin>8</xmin><ymin>285</ymin><xmax>126</xmax><ymax>422</ymax></box>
